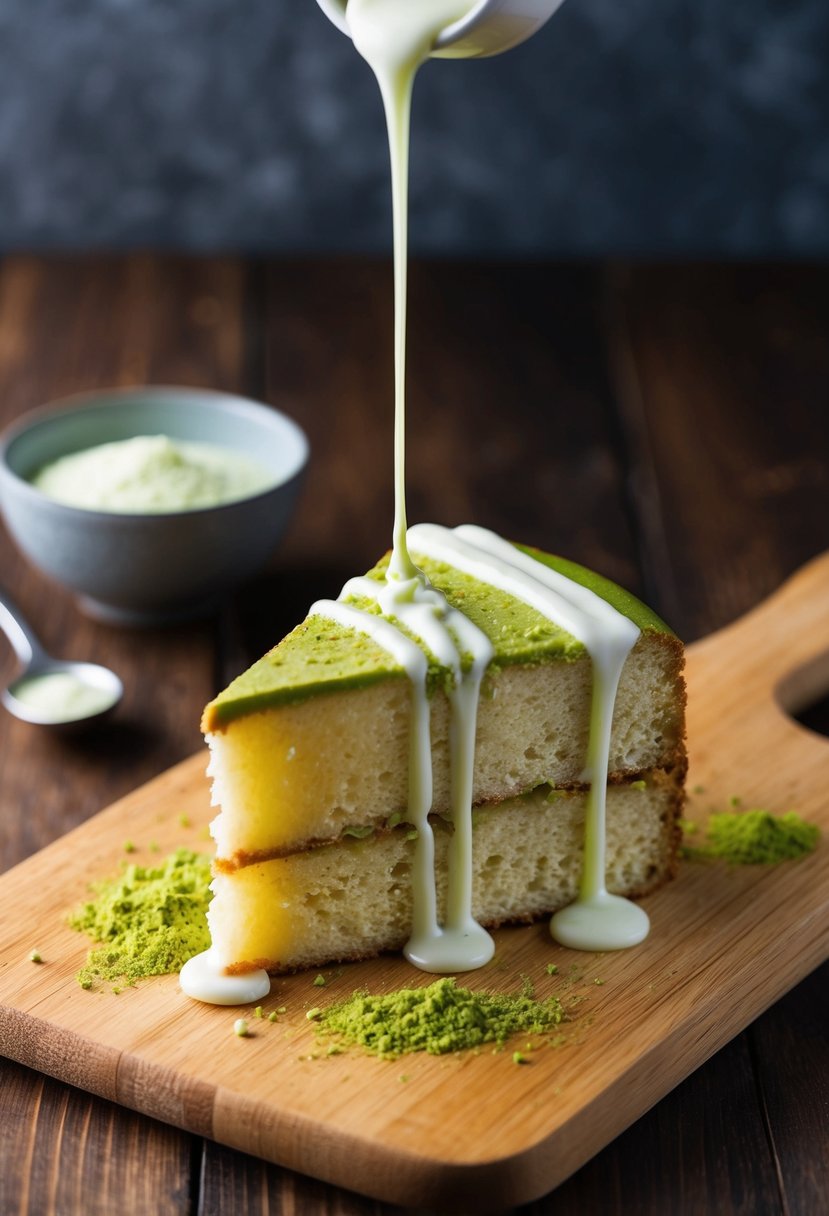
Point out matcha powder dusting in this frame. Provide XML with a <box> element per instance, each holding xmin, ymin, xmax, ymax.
<box><xmin>686</xmin><ymin>809</ymin><xmax>820</xmax><ymax>865</ymax></box>
<box><xmin>69</xmin><ymin>848</ymin><xmax>212</xmax><ymax>989</ymax></box>
<box><xmin>316</xmin><ymin>977</ymin><xmax>566</xmax><ymax>1059</ymax></box>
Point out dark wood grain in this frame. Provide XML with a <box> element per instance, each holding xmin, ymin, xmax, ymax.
<box><xmin>0</xmin><ymin>256</ymin><xmax>827</xmax><ymax>1215</ymax></box>
<box><xmin>751</xmin><ymin>961</ymin><xmax>829</xmax><ymax>1216</ymax></box>
<box><xmin>198</xmin><ymin>1142</ymin><xmax>408</xmax><ymax>1216</ymax></box>
<box><xmin>0</xmin><ymin>1059</ymin><xmax>193</xmax><ymax>1216</ymax></box>
<box><xmin>606</xmin><ymin>263</ymin><xmax>829</xmax><ymax>640</ymax></box>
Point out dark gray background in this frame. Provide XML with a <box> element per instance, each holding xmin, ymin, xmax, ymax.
<box><xmin>2</xmin><ymin>0</ymin><xmax>827</xmax><ymax>255</ymax></box>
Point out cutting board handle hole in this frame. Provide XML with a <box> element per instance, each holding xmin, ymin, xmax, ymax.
<box><xmin>775</xmin><ymin>647</ymin><xmax>829</xmax><ymax>738</ymax></box>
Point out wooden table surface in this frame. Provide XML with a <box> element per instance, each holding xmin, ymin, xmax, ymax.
<box><xmin>0</xmin><ymin>256</ymin><xmax>826</xmax><ymax>1215</ymax></box>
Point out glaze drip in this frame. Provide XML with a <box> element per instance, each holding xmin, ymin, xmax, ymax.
<box><xmin>313</xmin><ymin>559</ymin><xmax>496</xmax><ymax>972</ymax></box>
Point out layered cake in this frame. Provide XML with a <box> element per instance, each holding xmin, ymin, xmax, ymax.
<box><xmin>199</xmin><ymin>525</ymin><xmax>686</xmax><ymax>978</ymax></box>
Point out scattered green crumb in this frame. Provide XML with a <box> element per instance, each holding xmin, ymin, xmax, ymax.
<box><xmin>123</xmin><ymin>841</ymin><xmax>136</xmax><ymax>854</ymax></box>
<box><xmin>111</xmin><ymin>986</ymin><xmax>122</xmax><ymax>995</ymax></box>
<box><xmin>314</xmin><ymin>977</ymin><xmax>566</xmax><ymax>1060</ymax></box>
<box><xmin>268</xmin><ymin>1011</ymin><xmax>278</xmax><ymax>1023</ymax></box>
<box><xmin>69</xmin><ymin>848</ymin><xmax>212</xmax><ymax>989</ymax></box>
<box><xmin>387</xmin><ymin>812</ymin><xmax>404</xmax><ymax>829</ymax></box>
<box><xmin>406</xmin><ymin>829</ymin><xmax>419</xmax><ymax>842</ymax></box>
<box><xmin>253</xmin><ymin>1006</ymin><xmax>263</xmax><ymax>1018</ymax></box>
<box><xmin>80</xmin><ymin>979</ymin><xmax>92</xmax><ymax>990</ymax></box>
<box><xmin>179</xmin><ymin>814</ymin><xmax>192</xmax><ymax>829</ymax></box>
<box><xmin>342</xmin><ymin>825</ymin><xmax>374</xmax><ymax>840</ymax></box>
<box><xmin>276</xmin><ymin>1005</ymin><xmax>287</xmax><ymax>1014</ymax></box>
<box><xmin>630</xmin><ymin>779</ymin><xmax>646</xmax><ymax>791</ymax></box>
<box><xmin>327</xmin><ymin>1044</ymin><xmax>344</xmax><ymax>1056</ymax></box>
<box><xmin>234</xmin><ymin>1019</ymin><xmax>249</xmax><ymax>1037</ymax></box>
<box><xmin>313</xmin><ymin>974</ymin><xmax>327</xmax><ymax>987</ymax></box>
<box><xmin>684</xmin><ymin>809</ymin><xmax>820</xmax><ymax>865</ymax></box>
<box><xmin>692</xmin><ymin>784</ymin><xmax>705</xmax><ymax>795</ymax></box>
<box><xmin>546</xmin><ymin>963</ymin><xmax>558</xmax><ymax>975</ymax></box>
<box><xmin>399</xmin><ymin>1073</ymin><xmax>409</xmax><ymax>1082</ymax></box>
<box><xmin>513</xmin><ymin>1051</ymin><xmax>529</xmax><ymax>1065</ymax></box>
<box><xmin>729</xmin><ymin>796</ymin><xmax>742</xmax><ymax>808</ymax></box>
<box><xmin>306</xmin><ymin>1007</ymin><xmax>322</xmax><ymax>1021</ymax></box>
<box><xmin>29</xmin><ymin>950</ymin><xmax>43</xmax><ymax>964</ymax></box>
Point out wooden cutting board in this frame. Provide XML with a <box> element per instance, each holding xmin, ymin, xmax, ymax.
<box><xmin>1</xmin><ymin>555</ymin><xmax>828</xmax><ymax>1211</ymax></box>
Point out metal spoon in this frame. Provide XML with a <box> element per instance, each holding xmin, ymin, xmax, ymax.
<box><xmin>0</xmin><ymin>591</ymin><xmax>123</xmax><ymax>728</ymax></box>
<box><xmin>315</xmin><ymin>0</ymin><xmax>567</xmax><ymax>59</ymax></box>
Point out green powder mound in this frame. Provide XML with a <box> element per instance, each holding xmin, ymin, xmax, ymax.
<box><xmin>69</xmin><ymin>848</ymin><xmax>212</xmax><ymax>988</ymax></box>
<box><xmin>685</xmin><ymin>810</ymin><xmax>820</xmax><ymax>865</ymax></box>
<box><xmin>315</xmin><ymin>977</ymin><xmax>566</xmax><ymax>1059</ymax></box>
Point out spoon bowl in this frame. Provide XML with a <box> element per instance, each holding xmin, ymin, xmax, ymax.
<box><xmin>0</xmin><ymin>592</ymin><xmax>123</xmax><ymax>729</ymax></box>
<box><xmin>315</xmin><ymin>0</ymin><xmax>567</xmax><ymax>59</ymax></box>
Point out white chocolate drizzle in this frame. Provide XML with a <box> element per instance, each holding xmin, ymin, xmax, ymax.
<box><xmin>311</xmin><ymin>563</ymin><xmax>496</xmax><ymax>972</ymax></box>
<box><xmin>179</xmin><ymin>948</ymin><xmax>270</xmax><ymax>1006</ymax></box>
<box><xmin>408</xmin><ymin>524</ymin><xmax>650</xmax><ymax>951</ymax></box>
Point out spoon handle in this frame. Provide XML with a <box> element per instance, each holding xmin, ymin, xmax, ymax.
<box><xmin>0</xmin><ymin>591</ymin><xmax>48</xmax><ymax>668</ymax></box>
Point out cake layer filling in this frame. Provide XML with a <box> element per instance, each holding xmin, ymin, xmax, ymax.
<box><xmin>207</xmin><ymin>772</ymin><xmax>682</xmax><ymax>975</ymax></box>
<box><xmin>207</xmin><ymin>636</ymin><xmax>684</xmax><ymax>863</ymax></box>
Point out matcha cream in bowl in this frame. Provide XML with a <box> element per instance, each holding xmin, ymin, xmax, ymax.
<box><xmin>0</xmin><ymin>387</ymin><xmax>309</xmax><ymax>624</ymax></box>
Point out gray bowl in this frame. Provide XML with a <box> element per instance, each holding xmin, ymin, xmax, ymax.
<box><xmin>0</xmin><ymin>387</ymin><xmax>309</xmax><ymax>624</ymax></box>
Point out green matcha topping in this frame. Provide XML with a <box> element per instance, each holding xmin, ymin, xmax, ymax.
<box><xmin>684</xmin><ymin>809</ymin><xmax>820</xmax><ymax>865</ymax></box>
<box><xmin>313</xmin><ymin>976</ymin><xmax>566</xmax><ymax>1059</ymax></box>
<box><xmin>204</xmin><ymin>544</ymin><xmax>674</xmax><ymax>730</ymax></box>
<box><xmin>69</xmin><ymin>849</ymin><xmax>212</xmax><ymax>990</ymax></box>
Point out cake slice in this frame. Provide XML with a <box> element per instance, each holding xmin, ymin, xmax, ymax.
<box><xmin>202</xmin><ymin>540</ymin><xmax>685</xmax><ymax>974</ymax></box>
